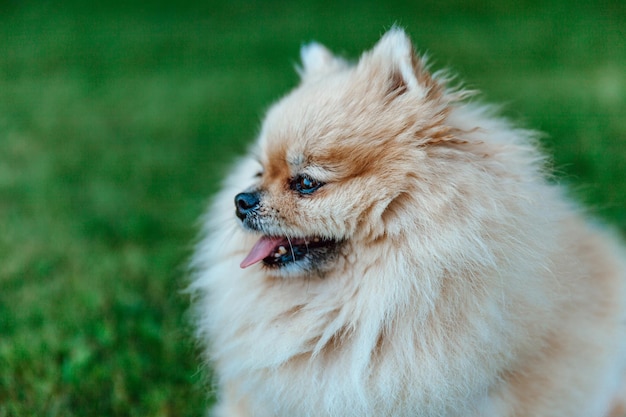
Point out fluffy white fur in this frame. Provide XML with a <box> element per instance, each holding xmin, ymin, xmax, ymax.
<box><xmin>191</xmin><ymin>29</ymin><xmax>626</xmax><ymax>417</ymax></box>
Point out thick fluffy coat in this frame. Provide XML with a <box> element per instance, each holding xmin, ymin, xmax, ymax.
<box><xmin>191</xmin><ymin>29</ymin><xmax>626</xmax><ymax>417</ymax></box>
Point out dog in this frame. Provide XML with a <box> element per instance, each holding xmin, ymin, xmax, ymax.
<box><xmin>191</xmin><ymin>28</ymin><xmax>626</xmax><ymax>417</ymax></box>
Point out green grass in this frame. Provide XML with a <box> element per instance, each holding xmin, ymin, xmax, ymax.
<box><xmin>0</xmin><ymin>1</ymin><xmax>624</xmax><ymax>415</ymax></box>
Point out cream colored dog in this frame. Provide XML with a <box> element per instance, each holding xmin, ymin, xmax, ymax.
<box><xmin>191</xmin><ymin>29</ymin><xmax>626</xmax><ymax>417</ymax></box>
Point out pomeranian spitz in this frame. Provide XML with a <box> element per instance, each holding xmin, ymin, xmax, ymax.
<box><xmin>191</xmin><ymin>29</ymin><xmax>626</xmax><ymax>417</ymax></box>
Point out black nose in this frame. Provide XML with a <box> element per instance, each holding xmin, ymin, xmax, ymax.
<box><xmin>235</xmin><ymin>192</ymin><xmax>261</xmax><ymax>220</ymax></box>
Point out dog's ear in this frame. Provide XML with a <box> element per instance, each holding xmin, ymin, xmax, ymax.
<box><xmin>297</xmin><ymin>42</ymin><xmax>348</xmax><ymax>82</ymax></box>
<box><xmin>362</xmin><ymin>28</ymin><xmax>441</xmax><ymax>100</ymax></box>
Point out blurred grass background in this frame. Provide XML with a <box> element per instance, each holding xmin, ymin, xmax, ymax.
<box><xmin>0</xmin><ymin>0</ymin><xmax>624</xmax><ymax>415</ymax></box>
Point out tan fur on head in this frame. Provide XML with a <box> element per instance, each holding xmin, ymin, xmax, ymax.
<box><xmin>191</xmin><ymin>28</ymin><xmax>626</xmax><ymax>417</ymax></box>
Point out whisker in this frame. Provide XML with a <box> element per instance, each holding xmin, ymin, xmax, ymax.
<box><xmin>286</xmin><ymin>235</ymin><xmax>296</xmax><ymax>263</ymax></box>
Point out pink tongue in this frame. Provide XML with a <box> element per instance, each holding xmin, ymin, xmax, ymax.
<box><xmin>240</xmin><ymin>236</ymin><xmax>285</xmax><ymax>269</ymax></box>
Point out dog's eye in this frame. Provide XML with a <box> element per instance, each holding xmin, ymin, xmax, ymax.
<box><xmin>292</xmin><ymin>175</ymin><xmax>323</xmax><ymax>194</ymax></box>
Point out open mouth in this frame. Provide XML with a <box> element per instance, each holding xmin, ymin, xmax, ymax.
<box><xmin>240</xmin><ymin>235</ymin><xmax>337</xmax><ymax>269</ymax></box>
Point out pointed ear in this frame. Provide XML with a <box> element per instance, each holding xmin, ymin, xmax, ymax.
<box><xmin>297</xmin><ymin>42</ymin><xmax>348</xmax><ymax>82</ymax></box>
<box><xmin>363</xmin><ymin>28</ymin><xmax>441</xmax><ymax>100</ymax></box>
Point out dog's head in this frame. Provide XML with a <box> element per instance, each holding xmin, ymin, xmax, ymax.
<box><xmin>235</xmin><ymin>29</ymin><xmax>464</xmax><ymax>277</ymax></box>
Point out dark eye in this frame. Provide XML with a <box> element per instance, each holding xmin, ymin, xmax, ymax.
<box><xmin>292</xmin><ymin>175</ymin><xmax>323</xmax><ymax>194</ymax></box>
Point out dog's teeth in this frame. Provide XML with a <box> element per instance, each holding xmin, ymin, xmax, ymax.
<box><xmin>313</xmin><ymin>237</ymin><xmax>320</xmax><ymax>242</ymax></box>
<box><xmin>277</xmin><ymin>246</ymin><xmax>287</xmax><ymax>255</ymax></box>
